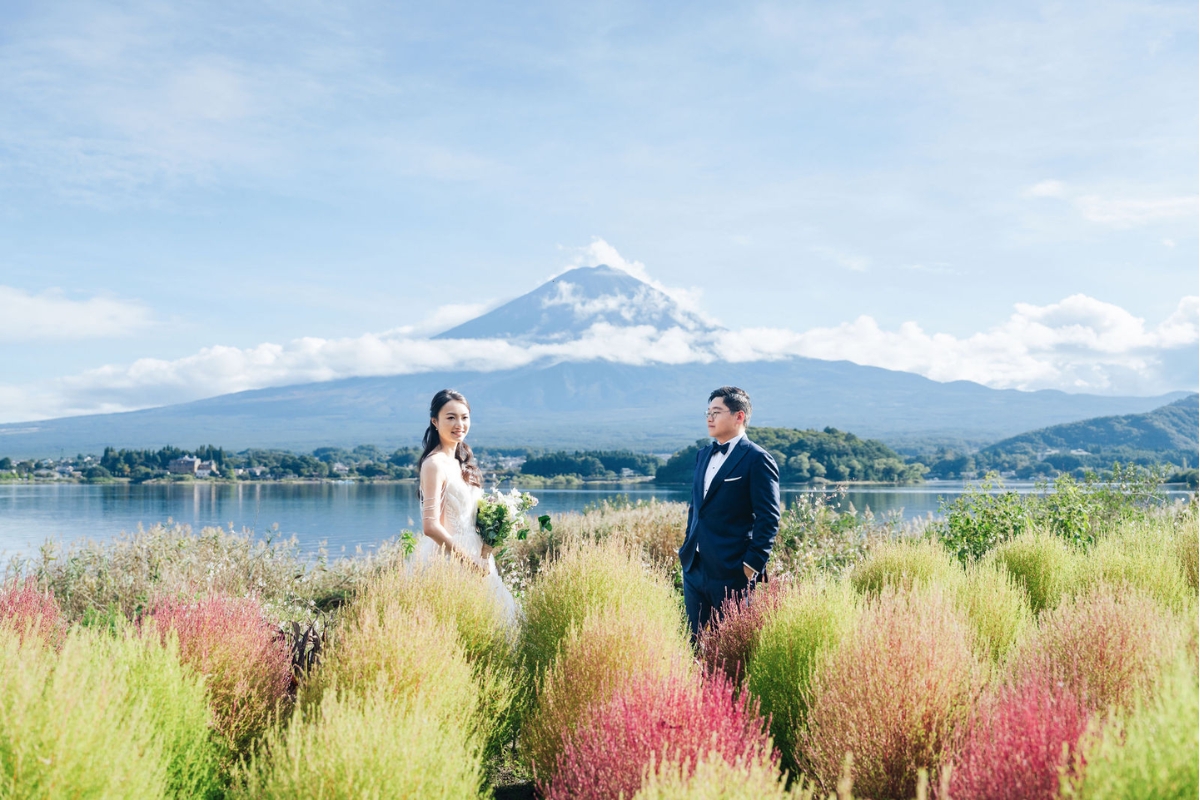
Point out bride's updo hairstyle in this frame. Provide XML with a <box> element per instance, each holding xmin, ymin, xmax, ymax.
<box><xmin>418</xmin><ymin>389</ymin><xmax>482</xmax><ymax>489</ymax></box>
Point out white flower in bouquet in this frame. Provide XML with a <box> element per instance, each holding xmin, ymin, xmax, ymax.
<box><xmin>476</xmin><ymin>488</ymin><xmax>548</xmax><ymax>549</ymax></box>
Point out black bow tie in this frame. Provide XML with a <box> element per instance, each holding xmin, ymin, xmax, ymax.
<box><xmin>713</xmin><ymin>441</ymin><xmax>731</xmax><ymax>456</ymax></box>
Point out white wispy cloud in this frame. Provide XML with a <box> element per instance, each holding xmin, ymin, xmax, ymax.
<box><xmin>0</xmin><ymin>286</ymin><xmax>153</xmax><ymax>342</ymax></box>
<box><xmin>566</xmin><ymin>238</ymin><xmax>714</xmax><ymax>323</ymax></box>
<box><xmin>1024</xmin><ymin>180</ymin><xmax>1198</xmax><ymax>229</ymax></box>
<box><xmin>0</xmin><ymin>293</ymin><xmax>1194</xmax><ymax>423</ymax></box>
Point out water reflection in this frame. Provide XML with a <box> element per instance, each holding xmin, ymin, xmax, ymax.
<box><xmin>0</xmin><ymin>480</ymin><xmax>1190</xmax><ymax>559</ymax></box>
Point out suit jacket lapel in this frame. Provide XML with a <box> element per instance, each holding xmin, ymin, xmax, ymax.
<box><xmin>701</xmin><ymin>438</ymin><xmax>750</xmax><ymax>509</ymax></box>
<box><xmin>693</xmin><ymin>444</ymin><xmax>714</xmax><ymax>507</ymax></box>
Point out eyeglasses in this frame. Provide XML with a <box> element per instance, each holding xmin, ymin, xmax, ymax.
<box><xmin>704</xmin><ymin>410</ymin><xmax>730</xmax><ymax>421</ymax></box>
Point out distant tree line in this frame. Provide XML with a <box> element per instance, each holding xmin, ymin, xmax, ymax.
<box><xmin>656</xmin><ymin>426</ymin><xmax>927</xmax><ymax>484</ymax></box>
<box><xmin>520</xmin><ymin>450</ymin><xmax>663</xmax><ymax>479</ymax></box>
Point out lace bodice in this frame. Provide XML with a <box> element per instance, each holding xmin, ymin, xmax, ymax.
<box><xmin>421</xmin><ymin>457</ymin><xmax>484</xmax><ymax>557</ymax></box>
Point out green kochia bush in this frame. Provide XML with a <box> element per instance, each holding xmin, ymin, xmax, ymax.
<box><xmin>989</xmin><ymin>529</ymin><xmax>1080</xmax><ymax>614</ymax></box>
<box><xmin>850</xmin><ymin>538</ymin><xmax>963</xmax><ymax>596</ymax></box>
<box><xmin>1078</xmin><ymin>519</ymin><xmax>1192</xmax><ymax>610</ymax></box>
<box><xmin>746</xmin><ymin>579</ymin><xmax>858</xmax><ymax>778</ymax></box>
<box><xmin>0</xmin><ymin>623</ymin><xmax>222</xmax><ymax>799</ymax></box>
<box><xmin>952</xmin><ymin>561</ymin><xmax>1033</xmax><ymax>664</ymax></box>
<box><xmin>633</xmin><ymin>751</ymin><xmax>801</xmax><ymax>800</ymax></box>
<box><xmin>1069</xmin><ymin>656</ymin><xmax>1199</xmax><ymax>799</ymax></box>
<box><xmin>235</xmin><ymin>688</ymin><xmax>486</xmax><ymax>799</ymax></box>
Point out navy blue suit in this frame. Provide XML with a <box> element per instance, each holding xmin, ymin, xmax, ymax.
<box><xmin>679</xmin><ymin>436</ymin><xmax>781</xmax><ymax>639</ymax></box>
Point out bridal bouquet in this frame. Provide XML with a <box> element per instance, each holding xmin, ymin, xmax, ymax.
<box><xmin>476</xmin><ymin>488</ymin><xmax>547</xmax><ymax>549</ymax></box>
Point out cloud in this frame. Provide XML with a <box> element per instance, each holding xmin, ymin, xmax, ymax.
<box><xmin>0</xmin><ymin>286</ymin><xmax>153</xmax><ymax>341</ymax></box>
<box><xmin>383</xmin><ymin>303</ymin><xmax>493</xmax><ymax>336</ymax></box>
<box><xmin>1024</xmin><ymin>181</ymin><xmax>1198</xmax><ymax>229</ymax></box>
<box><xmin>0</xmin><ymin>293</ymin><xmax>1194</xmax><ymax>423</ymax></box>
<box><xmin>567</xmin><ymin>238</ymin><xmax>713</xmax><ymax>322</ymax></box>
<box><xmin>811</xmin><ymin>246</ymin><xmax>869</xmax><ymax>272</ymax></box>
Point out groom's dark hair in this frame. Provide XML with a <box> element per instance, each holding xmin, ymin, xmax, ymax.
<box><xmin>709</xmin><ymin>386</ymin><xmax>752</xmax><ymax>420</ymax></box>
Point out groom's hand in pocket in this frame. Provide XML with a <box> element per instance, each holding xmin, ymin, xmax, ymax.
<box><xmin>743</xmin><ymin>563</ymin><xmax>757</xmax><ymax>581</ymax></box>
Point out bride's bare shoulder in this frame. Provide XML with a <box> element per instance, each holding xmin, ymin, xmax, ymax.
<box><xmin>421</xmin><ymin>452</ymin><xmax>453</xmax><ymax>476</ymax></box>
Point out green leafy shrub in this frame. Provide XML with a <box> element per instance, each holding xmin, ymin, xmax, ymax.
<box><xmin>1008</xmin><ymin>586</ymin><xmax>1182</xmax><ymax>714</ymax></box>
<box><xmin>1068</xmin><ymin>656</ymin><xmax>1199</xmax><ymax>799</ymax></box>
<box><xmin>770</xmin><ymin>489</ymin><xmax>905</xmax><ymax>580</ymax></box>
<box><xmin>235</xmin><ymin>687</ymin><xmax>485</xmax><ymax>799</ymax></box>
<box><xmin>801</xmin><ymin>586</ymin><xmax>981</xmax><ymax>799</ymax></box>
<box><xmin>0</xmin><ymin>623</ymin><xmax>221</xmax><ymax>799</ymax></box>
<box><xmin>989</xmin><ymin>529</ymin><xmax>1080</xmax><ymax>614</ymax></box>
<box><xmin>746</xmin><ymin>579</ymin><xmax>859</xmax><ymax>777</ymax></box>
<box><xmin>850</xmin><ymin>537</ymin><xmax>963</xmax><ymax>595</ymax></box>
<box><xmin>520</xmin><ymin>608</ymin><xmax>692</xmax><ymax>779</ymax></box>
<box><xmin>952</xmin><ymin>561</ymin><xmax>1033</xmax><ymax>664</ymax></box>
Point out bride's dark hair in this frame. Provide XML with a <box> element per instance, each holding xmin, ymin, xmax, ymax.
<box><xmin>418</xmin><ymin>389</ymin><xmax>482</xmax><ymax>489</ymax></box>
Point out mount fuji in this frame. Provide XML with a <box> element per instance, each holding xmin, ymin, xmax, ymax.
<box><xmin>0</xmin><ymin>265</ymin><xmax>1186</xmax><ymax>456</ymax></box>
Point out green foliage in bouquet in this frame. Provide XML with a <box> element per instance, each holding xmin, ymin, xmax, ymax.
<box><xmin>476</xmin><ymin>488</ymin><xmax>544</xmax><ymax>549</ymax></box>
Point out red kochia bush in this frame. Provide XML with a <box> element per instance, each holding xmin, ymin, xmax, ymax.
<box><xmin>0</xmin><ymin>579</ymin><xmax>66</xmax><ymax>647</ymax></box>
<box><xmin>947</xmin><ymin>664</ymin><xmax>1090</xmax><ymax>800</ymax></box>
<box><xmin>699</xmin><ymin>580</ymin><xmax>785</xmax><ymax>682</ymax></box>
<box><xmin>147</xmin><ymin>594</ymin><xmax>291</xmax><ymax>750</ymax></box>
<box><xmin>545</xmin><ymin>671</ymin><xmax>777</xmax><ymax>800</ymax></box>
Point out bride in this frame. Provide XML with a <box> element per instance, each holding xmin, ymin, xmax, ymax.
<box><xmin>415</xmin><ymin>389</ymin><xmax>517</xmax><ymax>624</ymax></box>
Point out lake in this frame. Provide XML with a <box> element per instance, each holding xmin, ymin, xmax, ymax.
<box><xmin>0</xmin><ymin>481</ymin><xmax>1191</xmax><ymax>560</ymax></box>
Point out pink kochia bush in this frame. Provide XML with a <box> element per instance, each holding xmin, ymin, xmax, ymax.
<box><xmin>1009</xmin><ymin>586</ymin><xmax>1179</xmax><ymax>714</ymax></box>
<box><xmin>545</xmin><ymin>670</ymin><xmax>777</xmax><ymax>800</ymax></box>
<box><xmin>0</xmin><ymin>579</ymin><xmax>66</xmax><ymax>647</ymax></box>
<box><xmin>147</xmin><ymin>594</ymin><xmax>291</xmax><ymax>751</ymax></box>
<box><xmin>802</xmin><ymin>586</ymin><xmax>980</xmax><ymax>800</ymax></box>
<box><xmin>947</xmin><ymin>665</ymin><xmax>1090</xmax><ymax>800</ymax></box>
<box><xmin>699</xmin><ymin>580</ymin><xmax>785</xmax><ymax>682</ymax></box>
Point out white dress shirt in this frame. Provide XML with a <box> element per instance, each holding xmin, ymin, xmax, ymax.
<box><xmin>704</xmin><ymin>433</ymin><xmax>743</xmax><ymax>496</ymax></box>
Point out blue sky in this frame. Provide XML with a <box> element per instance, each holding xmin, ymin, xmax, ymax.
<box><xmin>0</xmin><ymin>1</ymin><xmax>1196</xmax><ymax>421</ymax></box>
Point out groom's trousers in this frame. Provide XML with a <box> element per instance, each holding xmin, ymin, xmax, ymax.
<box><xmin>682</xmin><ymin>547</ymin><xmax>751</xmax><ymax>642</ymax></box>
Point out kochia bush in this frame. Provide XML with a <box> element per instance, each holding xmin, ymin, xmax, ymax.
<box><xmin>952</xmin><ymin>560</ymin><xmax>1033</xmax><ymax>664</ymax></box>
<box><xmin>948</xmin><ymin>664</ymin><xmax>1090</xmax><ymax>800</ymax></box>
<box><xmin>698</xmin><ymin>578</ymin><xmax>786</xmax><ymax>682</ymax></box>
<box><xmin>546</xmin><ymin>671</ymin><xmax>775</xmax><ymax>800</ymax></box>
<box><xmin>521</xmin><ymin>608</ymin><xmax>692</xmax><ymax>779</ymax></box>
<box><xmin>850</xmin><ymin>537</ymin><xmax>963</xmax><ymax>595</ymax></box>
<box><xmin>1008</xmin><ymin>586</ymin><xmax>1180</xmax><ymax>714</ymax></box>
<box><xmin>801</xmin><ymin>586</ymin><xmax>980</xmax><ymax>799</ymax></box>
<box><xmin>989</xmin><ymin>530</ymin><xmax>1079</xmax><ymax>614</ymax></box>
<box><xmin>746</xmin><ymin>579</ymin><xmax>858</xmax><ymax>778</ymax></box>
<box><xmin>1077</xmin><ymin>520</ymin><xmax>1191</xmax><ymax>611</ymax></box>
<box><xmin>633</xmin><ymin>751</ymin><xmax>797</xmax><ymax>800</ymax></box>
<box><xmin>235</xmin><ymin>687</ymin><xmax>486</xmax><ymax>799</ymax></box>
<box><xmin>0</xmin><ymin>579</ymin><xmax>67</xmax><ymax>647</ymax></box>
<box><xmin>147</xmin><ymin>594</ymin><xmax>292</xmax><ymax>752</ymax></box>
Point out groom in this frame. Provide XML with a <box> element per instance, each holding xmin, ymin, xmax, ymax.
<box><xmin>679</xmin><ymin>386</ymin><xmax>781</xmax><ymax>640</ymax></box>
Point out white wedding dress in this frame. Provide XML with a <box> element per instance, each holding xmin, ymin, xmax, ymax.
<box><xmin>415</xmin><ymin>473</ymin><xmax>518</xmax><ymax>625</ymax></box>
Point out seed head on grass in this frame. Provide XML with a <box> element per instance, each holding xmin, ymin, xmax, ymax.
<box><xmin>546</xmin><ymin>670</ymin><xmax>775</xmax><ymax>800</ymax></box>
<box><xmin>801</xmin><ymin>585</ymin><xmax>981</xmax><ymax>800</ymax></box>
<box><xmin>147</xmin><ymin>593</ymin><xmax>292</xmax><ymax>753</ymax></box>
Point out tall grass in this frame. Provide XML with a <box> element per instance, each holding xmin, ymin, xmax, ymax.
<box><xmin>520</xmin><ymin>608</ymin><xmax>693</xmax><ymax>779</ymax></box>
<box><xmin>1068</xmin><ymin>656</ymin><xmax>1199</xmax><ymax>799</ymax></box>
<box><xmin>849</xmin><ymin>538</ymin><xmax>963</xmax><ymax>595</ymax></box>
<box><xmin>235</xmin><ymin>687</ymin><xmax>486</xmax><ymax>799</ymax></box>
<box><xmin>1175</xmin><ymin>513</ymin><xmax>1199</xmax><ymax>590</ymax></box>
<box><xmin>1008</xmin><ymin>586</ymin><xmax>1182</xmax><ymax>714</ymax></box>
<box><xmin>0</xmin><ymin>623</ymin><xmax>221</xmax><ymax>799</ymax></box>
<box><xmin>0</xmin><ymin>579</ymin><xmax>66</xmax><ymax>647</ymax></box>
<box><xmin>147</xmin><ymin>594</ymin><xmax>292</xmax><ymax>752</ymax></box>
<box><xmin>634</xmin><ymin>751</ymin><xmax>803</xmax><ymax>800</ymax></box>
<box><xmin>746</xmin><ymin>579</ymin><xmax>859</xmax><ymax>778</ymax></box>
<box><xmin>948</xmin><ymin>664</ymin><xmax>1090</xmax><ymax>800</ymax></box>
<box><xmin>952</xmin><ymin>561</ymin><xmax>1033</xmax><ymax>664</ymax></box>
<box><xmin>546</xmin><ymin>670</ymin><xmax>775</xmax><ymax>800</ymax></box>
<box><xmin>801</xmin><ymin>586</ymin><xmax>981</xmax><ymax>799</ymax></box>
<box><xmin>13</xmin><ymin>522</ymin><xmax>401</xmax><ymax>624</ymax></box>
<box><xmin>989</xmin><ymin>529</ymin><xmax>1079</xmax><ymax>614</ymax></box>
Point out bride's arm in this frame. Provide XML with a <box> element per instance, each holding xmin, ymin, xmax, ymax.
<box><xmin>420</xmin><ymin>458</ymin><xmax>487</xmax><ymax>573</ymax></box>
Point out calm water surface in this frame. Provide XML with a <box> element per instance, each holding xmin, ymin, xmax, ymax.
<box><xmin>0</xmin><ymin>481</ymin><xmax>1189</xmax><ymax>560</ymax></box>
